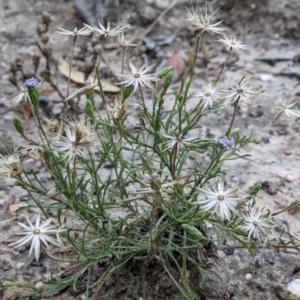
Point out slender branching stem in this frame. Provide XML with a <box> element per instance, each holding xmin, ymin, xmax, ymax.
<box><xmin>139</xmin><ymin>85</ymin><xmax>151</xmax><ymax>122</ymax></box>
<box><xmin>226</xmin><ymin>98</ymin><xmax>240</xmax><ymax>137</ymax></box>
<box><xmin>215</xmin><ymin>47</ymin><xmax>233</xmax><ymax>85</ymax></box>
<box><xmin>67</xmin><ymin>35</ymin><xmax>78</xmax><ymax>98</ymax></box>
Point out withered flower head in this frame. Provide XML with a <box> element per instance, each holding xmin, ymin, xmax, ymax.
<box><xmin>277</xmin><ymin>101</ymin><xmax>300</xmax><ymax>119</ymax></box>
<box><xmin>222</xmin><ymin>77</ymin><xmax>263</xmax><ymax>106</ymax></box>
<box><xmin>118</xmin><ymin>33</ymin><xmax>137</xmax><ymax>49</ymax></box>
<box><xmin>52</xmin><ymin>120</ymin><xmax>96</xmax><ymax>163</ymax></box>
<box><xmin>217</xmin><ymin>36</ymin><xmax>248</xmax><ymax>51</ymax></box>
<box><xmin>0</xmin><ymin>155</ymin><xmax>23</xmax><ymax>178</ymax></box>
<box><xmin>186</xmin><ymin>5</ymin><xmax>226</xmax><ymax>35</ymax></box>
<box><xmin>84</xmin><ymin>21</ymin><xmax>127</xmax><ymax>38</ymax></box>
<box><xmin>55</xmin><ymin>26</ymin><xmax>92</xmax><ymax>37</ymax></box>
<box><xmin>45</xmin><ymin>118</ymin><xmax>61</xmax><ymax>136</ymax></box>
<box><xmin>105</xmin><ymin>97</ymin><xmax>128</xmax><ymax>120</ymax></box>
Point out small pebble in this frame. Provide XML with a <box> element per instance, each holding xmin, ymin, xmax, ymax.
<box><xmin>217</xmin><ymin>250</ymin><xmax>226</xmax><ymax>258</ymax></box>
<box><xmin>287</xmin><ymin>279</ymin><xmax>300</xmax><ymax>299</ymax></box>
<box><xmin>223</xmin><ymin>245</ymin><xmax>235</xmax><ymax>256</ymax></box>
<box><xmin>35</xmin><ymin>281</ymin><xmax>44</xmax><ymax>293</ymax></box>
<box><xmin>3</xmin><ymin>289</ymin><xmax>17</xmax><ymax>300</ymax></box>
<box><xmin>259</xmin><ymin>73</ymin><xmax>273</xmax><ymax>82</ymax></box>
<box><xmin>20</xmin><ymin>195</ymin><xmax>30</xmax><ymax>202</ymax></box>
<box><xmin>293</xmin><ymin>266</ymin><xmax>300</xmax><ymax>275</ymax></box>
<box><xmin>9</xmin><ymin>203</ymin><xmax>28</xmax><ymax>215</ymax></box>
<box><xmin>284</xmin><ymin>149</ymin><xmax>292</xmax><ymax>155</ymax></box>
<box><xmin>279</xmin><ymin>171</ymin><xmax>297</xmax><ymax>183</ymax></box>
<box><xmin>30</xmin><ymin>253</ymin><xmax>45</xmax><ymax>267</ymax></box>
<box><xmin>16</xmin><ymin>262</ymin><xmax>25</xmax><ymax>269</ymax></box>
<box><xmin>22</xmin><ymin>271</ymin><xmax>34</xmax><ymax>280</ymax></box>
<box><xmin>0</xmin><ymin>199</ymin><xmax>6</xmax><ymax>207</ymax></box>
<box><xmin>3</xmin><ymin>114</ymin><xmax>14</xmax><ymax>121</ymax></box>
<box><xmin>284</xmin><ymin>175</ymin><xmax>294</xmax><ymax>183</ymax></box>
<box><xmin>248</xmin><ymin>107</ymin><xmax>264</xmax><ymax>118</ymax></box>
<box><xmin>245</xmin><ymin>273</ymin><xmax>252</xmax><ymax>280</ymax></box>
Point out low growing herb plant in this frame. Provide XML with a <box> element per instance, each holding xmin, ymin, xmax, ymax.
<box><xmin>2</xmin><ymin>4</ymin><xmax>300</xmax><ymax>299</ymax></box>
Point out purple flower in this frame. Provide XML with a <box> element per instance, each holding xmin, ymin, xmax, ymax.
<box><xmin>253</xmin><ymin>255</ymin><xmax>266</xmax><ymax>267</ymax></box>
<box><xmin>218</xmin><ymin>136</ymin><xmax>235</xmax><ymax>151</ymax></box>
<box><xmin>24</xmin><ymin>77</ymin><xmax>39</xmax><ymax>88</ymax></box>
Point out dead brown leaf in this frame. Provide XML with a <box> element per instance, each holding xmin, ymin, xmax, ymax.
<box><xmin>166</xmin><ymin>50</ymin><xmax>185</xmax><ymax>82</ymax></box>
<box><xmin>58</xmin><ymin>57</ymin><xmax>120</xmax><ymax>93</ymax></box>
<box><xmin>21</xmin><ymin>102</ymin><xmax>32</xmax><ymax>119</ymax></box>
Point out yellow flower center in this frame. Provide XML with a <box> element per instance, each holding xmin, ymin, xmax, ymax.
<box><xmin>218</xmin><ymin>194</ymin><xmax>225</xmax><ymax>201</ymax></box>
<box><xmin>176</xmin><ymin>135</ymin><xmax>183</xmax><ymax>142</ymax></box>
<box><xmin>33</xmin><ymin>228</ymin><xmax>41</xmax><ymax>235</ymax></box>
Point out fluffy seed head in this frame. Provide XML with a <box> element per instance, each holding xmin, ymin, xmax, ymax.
<box><xmin>0</xmin><ymin>155</ymin><xmax>23</xmax><ymax>178</ymax></box>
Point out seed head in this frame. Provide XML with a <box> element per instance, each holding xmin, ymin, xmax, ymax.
<box><xmin>277</xmin><ymin>101</ymin><xmax>300</xmax><ymax>119</ymax></box>
<box><xmin>55</xmin><ymin>26</ymin><xmax>92</xmax><ymax>36</ymax></box>
<box><xmin>217</xmin><ymin>36</ymin><xmax>248</xmax><ymax>51</ymax></box>
<box><xmin>186</xmin><ymin>5</ymin><xmax>226</xmax><ymax>35</ymax></box>
<box><xmin>105</xmin><ymin>97</ymin><xmax>128</xmax><ymax>120</ymax></box>
<box><xmin>84</xmin><ymin>21</ymin><xmax>127</xmax><ymax>38</ymax></box>
<box><xmin>52</xmin><ymin>120</ymin><xmax>96</xmax><ymax>163</ymax></box>
<box><xmin>0</xmin><ymin>155</ymin><xmax>23</xmax><ymax>179</ymax></box>
<box><xmin>222</xmin><ymin>77</ymin><xmax>263</xmax><ymax>106</ymax></box>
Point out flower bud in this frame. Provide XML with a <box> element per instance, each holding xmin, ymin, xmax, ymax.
<box><xmin>13</xmin><ymin>117</ymin><xmax>25</xmax><ymax>135</ymax></box>
<box><xmin>85</xmin><ymin>99</ymin><xmax>95</xmax><ymax>119</ymax></box>
<box><xmin>24</xmin><ymin>77</ymin><xmax>40</xmax><ymax>107</ymax></box>
<box><xmin>122</xmin><ymin>85</ymin><xmax>133</xmax><ymax>101</ymax></box>
<box><xmin>157</xmin><ymin>66</ymin><xmax>174</xmax><ymax>79</ymax></box>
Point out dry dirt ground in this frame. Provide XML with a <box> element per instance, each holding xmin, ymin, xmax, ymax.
<box><xmin>0</xmin><ymin>0</ymin><xmax>300</xmax><ymax>299</ymax></box>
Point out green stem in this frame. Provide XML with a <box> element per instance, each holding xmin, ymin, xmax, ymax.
<box><xmin>19</xmin><ymin>176</ymin><xmax>49</xmax><ymax>217</ymax></box>
<box><xmin>184</xmin><ymin>33</ymin><xmax>204</xmax><ymax>80</ymax></box>
<box><xmin>226</xmin><ymin>98</ymin><xmax>240</xmax><ymax>137</ymax></box>
<box><xmin>215</xmin><ymin>48</ymin><xmax>232</xmax><ymax>85</ymax></box>
<box><xmin>67</xmin><ymin>35</ymin><xmax>77</xmax><ymax>97</ymax></box>
<box><xmin>139</xmin><ymin>85</ymin><xmax>151</xmax><ymax>122</ymax></box>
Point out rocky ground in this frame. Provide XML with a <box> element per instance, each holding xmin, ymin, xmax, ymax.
<box><xmin>1</xmin><ymin>0</ymin><xmax>300</xmax><ymax>299</ymax></box>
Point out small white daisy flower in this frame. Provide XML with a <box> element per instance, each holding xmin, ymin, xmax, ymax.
<box><xmin>222</xmin><ymin>77</ymin><xmax>262</xmax><ymax>106</ymax></box>
<box><xmin>84</xmin><ymin>21</ymin><xmax>126</xmax><ymax>38</ymax></box>
<box><xmin>10</xmin><ymin>215</ymin><xmax>64</xmax><ymax>261</ymax></box>
<box><xmin>162</xmin><ymin>134</ymin><xmax>196</xmax><ymax>150</ymax></box>
<box><xmin>11</xmin><ymin>87</ymin><xmax>30</xmax><ymax>104</ymax></box>
<box><xmin>198</xmin><ymin>181</ymin><xmax>240</xmax><ymax>220</ymax></box>
<box><xmin>240</xmin><ymin>206</ymin><xmax>272</xmax><ymax>240</ymax></box>
<box><xmin>117</xmin><ymin>61</ymin><xmax>158</xmax><ymax>93</ymax></box>
<box><xmin>194</xmin><ymin>83</ymin><xmax>220</xmax><ymax>109</ymax></box>
<box><xmin>217</xmin><ymin>36</ymin><xmax>248</xmax><ymax>51</ymax></box>
<box><xmin>118</xmin><ymin>33</ymin><xmax>137</xmax><ymax>48</ymax></box>
<box><xmin>277</xmin><ymin>101</ymin><xmax>300</xmax><ymax>119</ymax></box>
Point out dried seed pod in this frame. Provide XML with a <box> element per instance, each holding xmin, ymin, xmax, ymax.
<box><xmin>42</xmin><ymin>11</ymin><xmax>53</xmax><ymax>26</ymax></box>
